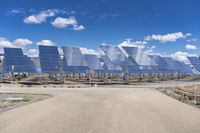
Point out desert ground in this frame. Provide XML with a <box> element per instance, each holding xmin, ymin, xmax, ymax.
<box><xmin>0</xmin><ymin>81</ymin><xmax>200</xmax><ymax>133</ymax></box>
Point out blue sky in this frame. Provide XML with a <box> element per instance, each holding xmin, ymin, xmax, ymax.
<box><xmin>0</xmin><ymin>0</ymin><xmax>199</xmax><ymax>60</ymax></box>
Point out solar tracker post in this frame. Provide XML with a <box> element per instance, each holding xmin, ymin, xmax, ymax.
<box><xmin>89</xmin><ymin>70</ymin><xmax>92</xmax><ymax>86</ymax></box>
<box><xmin>124</xmin><ymin>65</ymin><xmax>129</xmax><ymax>84</ymax></box>
<box><xmin>11</xmin><ymin>65</ymin><xmax>14</xmax><ymax>85</ymax></box>
<box><xmin>194</xmin><ymin>81</ymin><xmax>197</xmax><ymax>104</ymax></box>
<box><xmin>59</xmin><ymin>56</ymin><xmax>65</xmax><ymax>84</ymax></box>
<box><xmin>0</xmin><ymin>59</ymin><xmax>3</xmax><ymax>84</ymax></box>
<box><xmin>0</xmin><ymin>74</ymin><xmax>2</xmax><ymax>84</ymax></box>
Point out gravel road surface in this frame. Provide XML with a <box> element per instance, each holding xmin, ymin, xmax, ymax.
<box><xmin>0</xmin><ymin>82</ymin><xmax>200</xmax><ymax>133</ymax></box>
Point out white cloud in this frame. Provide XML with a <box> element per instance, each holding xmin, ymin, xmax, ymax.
<box><xmin>0</xmin><ymin>37</ymin><xmax>33</xmax><ymax>49</ymax></box>
<box><xmin>24</xmin><ymin>9</ymin><xmax>58</xmax><ymax>24</ymax></box>
<box><xmin>73</xmin><ymin>25</ymin><xmax>85</xmax><ymax>31</ymax></box>
<box><xmin>58</xmin><ymin>9</ymin><xmax>77</xmax><ymax>15</ymax></box>
<box><xmin>0</xmin><ymin>37</ymin><xmax>15</xmax><ymax>48</ymax></box>
<box><xmin>23</xmin><ymin>9</ymin><xmax>84</xmax><ymax>31</ymax></box>
<box><xmin>118</xmin><ymin>39</ymin><xmax>147</xmax><ymax>48</ymax></box>
<box><xmin>51</xmin><ymin>16</ymin><xmax>85</xmax><ymax>31</ymax></box>
<box><xmin>27</xmin><ymin>8</ymin><xmax>37</xmax><ymax>13</ymax></box>
<box><xmin>9</xmin><ymin>9</ymin><xmax>25</xmax><ymax>14</ymax></box>
<box><xmin>13</xmin><ymin>38</ymin><xmax>33</xmax><ymax>47</ymax></box>
<box><xmin>80</xmin><ymin>47</ymin><xmax>97</xmax><ymax>55</ymax></box>
<box><xmin>0</xmin><ymin>37</ymin><xmax>33</xmax><ymax>54</ymax></box>
<box><xmin>36</xmin><ymin>40</ymin><xmax>55</xmax><ymax>46</ymax></box>
<box><xmin>10</xmin><ymin>8</ymin><xmax>77</xmax><ymax>15</ymax></box>
<box><xmin>187</xmin><ymin>38</ymin><xmax>198</xmax><ymax>42</ymax></box>
<box><xmin>25</xmin><ymin>48</ymin><xmax>39</xmax><ymax>57</ymax></box>
<box><xmin>145</xmin><ymin>32</ymin><xmax>191</xmax><ymax>43</ymax></box>
<box><xmin>98</xmin><ymin>13</ymin><xmax>120</xmax><ymax>19</ymax></box>
<box><xmin>145</xmin><ymin>45</ymin><xmax>156</xmax><ymax>54</ymax></box>
<box><xmin>51</xmin><ymin>17</ymin><xmax>75</xmax><ymax>28</ymax></box>
<box><xmin>185</xmin><ymin>44</ymin><xmax>197</xmax><ymax>50</ymax></box>
<box><xmin>170</xmin><ymin>51</ymin><xmax>197</xmax><ymax>64</ymax></box>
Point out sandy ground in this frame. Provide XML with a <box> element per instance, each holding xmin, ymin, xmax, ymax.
<box><xmin>0</xmin><ymin>81</ymin><xmax>200</xmax><ymax>133</ymax></box>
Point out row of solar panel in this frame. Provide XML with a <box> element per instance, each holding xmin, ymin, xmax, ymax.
<box><xmin>2</xmin><ymin>46</ymin><xmax>200</xmax><ymax>74</ymax></box>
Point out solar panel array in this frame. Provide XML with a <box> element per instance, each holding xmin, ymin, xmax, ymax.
<box><xmin>1</xmin><ymin>45</ymin><xmax>195</xmax><ymax>75</ymax></box>
<box><xmin>39</xmin><ymin>46</ymin><xmax>61</xmax><ymax>73</ymax></box>
<box><xmin>3</xmin><ymin>48</ymin><xmax>37</xmax><ymax>73</ymax></box>
<box><xmin>149</xmin><ymin>55</ymin><xmax>193</xmax><ymax>74</ymax></box>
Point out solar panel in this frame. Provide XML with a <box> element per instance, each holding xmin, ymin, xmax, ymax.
<box><xmin>3</xmin><ymin>48</ymin><xmax>37</xmax><ymax>73</ymax></box>
<box><xmin>122</xmin><ymin>46</ymin><xmax>156</xmax><ymax>66</ymax></box>
<box><xmin>23</xmin><ymin>55</ymin><xmax>37</xmax><ymax>73</ymax></box>
<box><xmin>4</xmin><ymin>48</ymin><xmax>26</xmax><ymax>66</ymax></box>
<box><xmin>100</xmin><ymin>44</ymin><xmax>140</xmax><ymax>73</ymax></box>
<box><xmin>149</xmin><ymin>56</ymin><xmax>193</xmax><ymax>74</ymax></box>
<box><xmin>62</xmin><ymin>47</ymin><xmax>87</xmax><ymax>66</ymax></box>
<box><xmin>126</xmin><ymin>56</ymin><xmax>143</xmax><ymax>73</ymax></box>
<box><xmin>162</xmin><ymin>57</ymin><xmax>180</xmax><ymax>73</ymax></box>
<box><xmin>149</xmin><ymin>55</ymin><xmax>172</xmax><ymax>73</ymax></box>
<box><xmin>30</xmin><ymin>57</ymin><xmax>42</xmax><ymax>73</ymax></box>
<box><xmin>39</xmin><ymin>45</ymin><xmax>61</xmax><ymax>73</ymax></box>
<box><xmin>62</xmin><ymin>47</ymin><xmax>89</xmax><ymax>73</ymax></box>
<box><xmin>188</xmin><ymin>57</ymin><xmax>200</xmax><ymax>72</ymax></box>
<box><xmin>100</xmin><ymin>45</ymin><xmax>133</xmax><ymax>65</ymax></box>
<box><xmin>121</xmin><ymin>46</ymin><xmax>158</xmax><ymax>73</ymax></box>
<box><xmin>174</xmin><ymin>61</ymin><xmax>193</xmax><ymax>74</ymax></box>
<box><xmin>100</xmin><ymin>55</ymin><xmax>123</xmax><ymax>72</ymax></box>
<box><xmin>84</xmin><ymin>54</ymin><xmax>103</xmax><ymax>71</ymax></box>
